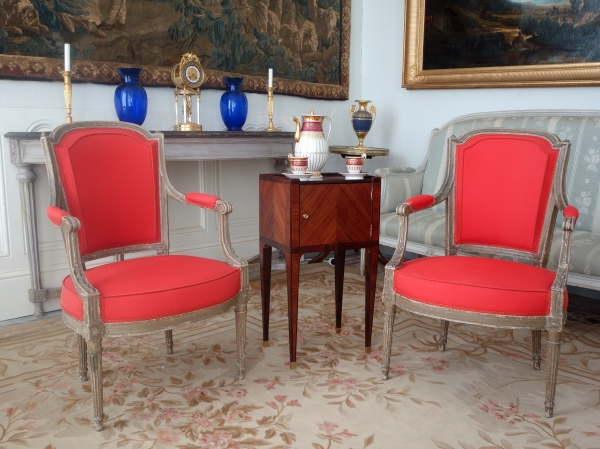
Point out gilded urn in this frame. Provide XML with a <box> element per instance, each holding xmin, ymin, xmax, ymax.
<box><xmin>349</xmin><ymin>100</ymin><xmax>376</xmax><ymax>149</ymax></box>
<box><xmin>291</xmin><ymin>110</ymin><xmax>332</xmax><ymax>172</ymax></box>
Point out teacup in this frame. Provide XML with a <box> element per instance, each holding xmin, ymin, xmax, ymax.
<box><xmin>346</xmin><ymin>153</ymin><xmax>367</xmax><ymax>174</ymax></box>
<box><xmin>288</xmin><ymin>153</ymin><xmax>309</xmax><ymax>174</ymax></box>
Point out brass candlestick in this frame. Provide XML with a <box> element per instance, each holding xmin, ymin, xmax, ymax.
<box><xmin>63</xmin><ymin>71</ymin><xmax>72</xmax><ymax>123</ymax></box>
<box><xmin>266</xmin><ymin>87</ymin><xmax>280</xmax><ymax>132</ymax></box>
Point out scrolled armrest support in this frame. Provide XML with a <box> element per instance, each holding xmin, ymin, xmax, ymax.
<box><xmin>382</xmin><ymin>194</ymin><xmax>438</xmax><ymax>306</ymax></box>
<box><xmin>548</xmin><ymin>207</ymin><xmax>579</xmax><ymax>331</ymax></box>
<box><xmin>215</xmin><ymin>200</ymin><xmax>247</xmax><ymax>269</ymax></box>
<box><xmin>58</xmin><ymin>215</ymin><xmax>104</xmax><ymax>341</ymax></box>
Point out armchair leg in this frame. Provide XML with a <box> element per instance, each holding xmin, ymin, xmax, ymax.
<box><xmin>165</xmin><ymin>330</ymin><xmax>173</xmax><ymax>355</ymax></box>
<box><xmin>381</xmin><ymin>302</ymin><xmax>396</xmax><ymax>380</ymax></box>
<box><xmin>235</xmin><ymin>299</ymin><xmax>247</xmax><ymax>380</ymax></box>
<box><xmin>439</xmin><ymin>320</ymin><xmax>449</xmax><ymax>352</ymax></box>
<box><xmin>87</xmin><ymin>340</ymin><xmax>104</xmax><ymax>431</ymax></box>
<box><xmin>77</xmin><ymin>333</ymin><xmax>88</xmax><ymax>381</ymax></box>
<box><xmin>532</xmin><ymin>329</ymin><xmax>542</xmax><ymax>370</ymax></box>
<box><xmin>544</xmin><ymin>330</ymin><xmax>562</xmax><ymax>418</ymax></box>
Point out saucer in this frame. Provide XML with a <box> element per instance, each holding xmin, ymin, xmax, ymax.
<box><xmin>339</xmin><ymin>172</ymin><xmax>368</xmax><ymax>180</ymax></box>
<box><xmin>283</xmin><ymin>172</ymin><xmax>312</xmax><ymax>181</ymax></box>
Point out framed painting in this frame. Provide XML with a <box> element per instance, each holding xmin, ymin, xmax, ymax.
<box><xmin>403</xmin><ymin>0</ymin><xmax>600</xmax><ymax>89</ymax></box>
<box><xmin>0</xmin><ymin>0</ymin><xmax>349</xmax><ymax>100</ymax></box>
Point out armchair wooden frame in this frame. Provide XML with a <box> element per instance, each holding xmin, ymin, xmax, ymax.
<box><xmin>380</xmin><ymin>128</ymin><xmax>576</xmax><ymax>417</ymax></box>
<box><xmin>41</xmin><ymin>121</ymin><xmax>250</xmax><ymax>431</ymax></box>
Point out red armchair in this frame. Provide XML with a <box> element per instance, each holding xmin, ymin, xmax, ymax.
<box><xmin>41</xmin><ymin>122</ymin><xmax>249</xmax><ymax>431</ymax></box>
<box><xmin>381</xmin><ymin>129</ymin><xmax>577</xmax><ymax>417</ymax></box>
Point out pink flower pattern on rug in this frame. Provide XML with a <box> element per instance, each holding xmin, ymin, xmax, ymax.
<box><xmin>0</xmin><ymin>264</ymin><xmax>598</xmax><ymax>448</ymax></box>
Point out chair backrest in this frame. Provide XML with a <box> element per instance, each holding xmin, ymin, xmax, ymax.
<box><xmin>423</xmin><ymin>110</ymin><xmax>600</xmax><ymax>233</ymax></box>
<box><xmin>42</xmin><ymin>122</ymin><xmax>169</xmax><ymax>261</ymax></box>
<box><xmin>444</xmin><ymin>129</ymin><xmax>569</xmax><ymax>265</ymax></box>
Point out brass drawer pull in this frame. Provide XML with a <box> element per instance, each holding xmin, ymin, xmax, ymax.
<box><xmin>303</xmin><ymin>214</ymin><xmax>309</xmax><ymax>219</ymax></box>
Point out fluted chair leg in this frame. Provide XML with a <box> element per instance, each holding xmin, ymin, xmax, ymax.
<box><xmin>87</xmin><ymin>340</ymin><xmax>104</xmax><ymax>431</ymax></box>
<box><xmin>439</xmin><ymin>320</ymin><xmax>449</xmax><ymax>352</ymax></box>
<box><xmin>544</xmin><ymin>330</ymin><xmax>562</xmax><ymax>418</ymax></box>
<box><xmin>532</xmin><ymin>329</ymin><xmax>542</xmax><ymax>370</ymax></box>
<box><xmin>77</xmin><ymin>333</ymin><xmax>88</xmax><ymax>381</ymax></box>
<box><xmin>235</xmin><ymin>300</ymin><xmax>247</xmax><ymax>380</ymax></box>
<box><xmin>381</xmin><ymin>302</ymin><xmax>396</xmax><ymax>380</ymax></box>
<box><xmin>165</xmin><ymin>330</ymin><xmax>173</xmax><ymax>354</ymax></box>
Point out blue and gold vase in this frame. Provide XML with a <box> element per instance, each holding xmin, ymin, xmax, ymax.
<box><xmin>114</xmin><ymin>68</ymin><xmax>148</xmax><ymax>126</ymax></box>
<box><xmin>220</xmin><ymin>77</ymin><xmax>248</xmax><ymax>131</ymax></box>
<box><xmin>349</xmin><ymin>100</ymin><xmax>377</xmax><ymax>149</ymax></box>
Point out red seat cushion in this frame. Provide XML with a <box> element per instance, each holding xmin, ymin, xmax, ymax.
<box><xmin>393</xmin><ymin>256</ymin><xmax>567</xmax><ymax>316</ymax></box>
<box><xmin>62</xmin><ymin>255</ymin><xmax>241</xmax><ymax>323</ymax></box>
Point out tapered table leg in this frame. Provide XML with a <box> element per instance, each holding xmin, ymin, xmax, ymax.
<box><xmin>364</xmin><ymin>246</ymin><xmax>379</xmax><ymax>352</ymax></box>
<box><xmin>334</xmin><ymin>249</ymin><xmax>345</xmax><ymax>333</ymax></box>
<box><xmin>260</xmin><ymin>243</ymin><xmax>273</xmax><ymax>346</ymax></box>
<box><xmin>286</xmin><ymin>252</ymin><xmax>301</xmax><ymax>369</ymax></box>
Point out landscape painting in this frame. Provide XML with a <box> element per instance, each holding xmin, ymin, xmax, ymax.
<box><xmin>0</xmin><ymin>0</ymin><xmax>350</xmax><ymax>99</ymax></box>
<box><xmin>403</xmin><ymin>0</ymin><xmax>600</xmax><ymax>89</ymax></box>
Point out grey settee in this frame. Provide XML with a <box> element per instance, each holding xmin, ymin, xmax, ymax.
<box><xmin>376</xmin><ymin>110</ymin><xmax>600</xmax><ymax>292</ymax></box>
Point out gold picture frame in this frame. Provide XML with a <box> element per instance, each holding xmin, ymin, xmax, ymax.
<box><xmin>402</xmin><ymin>0</ymin><xmax>600</xmax><ymax>89</ymax></box>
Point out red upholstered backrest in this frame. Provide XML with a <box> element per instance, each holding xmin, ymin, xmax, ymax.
<box><xmin>453</xmin><ymin>133</ymin><xmax>558</xmax><ymax>253</ymax></box>
<box><xmin>53</xmin><ymin>128</ymin><xmax>162</xmax><ymax>257</ymax></box>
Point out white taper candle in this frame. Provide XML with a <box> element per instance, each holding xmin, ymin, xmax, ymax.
<box><xmin>268</xmin><ymin>68</ymin><xmax>273</xmax><ymax>88</ymax></box>
<box><xmin>64</xmin><ymin>43</ymin><xmax>71</xmax><ymax>72</ymax></box>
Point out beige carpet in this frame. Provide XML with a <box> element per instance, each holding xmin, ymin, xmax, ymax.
<box><xmin>1</xmin><ymin>264</ymin><xmax>599</xmax><ymax>449</ymax></box>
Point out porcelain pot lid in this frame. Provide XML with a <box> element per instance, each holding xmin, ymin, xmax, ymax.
<box><xmin>302</xmin><ymin>110</ymin><xmax>327</xmax><ymax>122</ymax></box>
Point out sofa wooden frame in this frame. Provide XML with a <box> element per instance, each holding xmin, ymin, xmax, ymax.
<box><xmin>41</xmin><ymin>121</ymin><xmax>250</xmax><ymax>431</ymax></box>
<box><xmin>380</xmin><ymin>129</ymin><xmax>576</xmax><ymax>417</ymax></box>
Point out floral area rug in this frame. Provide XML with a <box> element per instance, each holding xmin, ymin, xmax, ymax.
<box><xmin>1</xmin><ymin>264</ymin><xmax>599</xmax><ymax>449</ymax></box>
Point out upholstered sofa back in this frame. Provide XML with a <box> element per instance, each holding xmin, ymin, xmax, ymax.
<box><xmin>422</xmin><ymin>111</ymin><xmax>600</xmax><ymax>233</ymax></box>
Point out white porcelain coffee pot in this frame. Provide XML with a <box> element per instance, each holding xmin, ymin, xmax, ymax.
<box><xmin>291</xmin><ymin>110</ymin><xmax>332</xmax><ymax>172</ymax></box>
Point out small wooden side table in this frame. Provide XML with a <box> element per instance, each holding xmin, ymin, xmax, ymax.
<box><xmin>259</xmin><ymin>173</ymin><xmax>381</xmax><ymax>369</ymax></box>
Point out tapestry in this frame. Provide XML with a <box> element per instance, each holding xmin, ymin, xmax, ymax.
<box><xmin>0</xmin><ymin>0</ymin><xmax>350</xmax><ymax>99</ymax></box>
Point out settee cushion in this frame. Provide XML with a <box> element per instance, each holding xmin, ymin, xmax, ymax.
<box><xmin>381</xmin><ymin>209</ymin><xmax>600</xmax><ymax>278</ymax></box>
<box><xmin>381</xmin><ymin>210</ymin><xmax>446</xmax><ymax>249</ymax></box>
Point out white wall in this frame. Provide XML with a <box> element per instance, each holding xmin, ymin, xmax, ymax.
<box><xmin>362</xmin><ymin>0</ymin><xmax>600</xmax><ymax>170</ymax></box>
<box><xmin>0</xmin><ymin>0</ymin><xmax>366</xmax><ymax>321</ymax></box>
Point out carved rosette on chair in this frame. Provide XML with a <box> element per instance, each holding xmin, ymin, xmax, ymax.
<box><xmin>380</xmin><ymin>129</ymin><xmax>577</xmax><ymax>417</ymax></box>
<box><xmin>41</xmin><ymin>122</ymin><xmax>249</xmax><ymax>431</ymax></box>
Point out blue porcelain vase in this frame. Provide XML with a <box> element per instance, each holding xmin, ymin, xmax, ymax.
<box><xmin>220</xmin><ymin>77</ymin><xmax>248</xmax><ymax>131</ymax></box>
<box><xmin>114</xmin><ymin>68</ymin><xmax>148</xmax><ymax>126</ymax></box>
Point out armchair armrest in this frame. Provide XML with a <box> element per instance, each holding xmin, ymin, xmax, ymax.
<box><xmin>185</xmin><ymin>192</ymin><xmax>221</xmax><ymax>210</ymax></box>
<box><xmin>165</xmin><ymin>181</ymin><xmax>247</xmax><ymax>270</ymax></box>
<box><xmin>397</xmin><ymin>194</ymin><xmax>435</xmax><ymax>216</ymax></box>
<box><xmin>375</xmin><ymin>166</ymin><xmax>426</xmax><ymax>214</ymax></box>
<box><xmin>46</xmin><ymin>206</ymin><xmax>104</xmax><ymax>340</ymax></box>
<box><xmin>548</xmin><ymin>206</ymin><xmax>579</xmax><ymax>331</ymax></box>
<box><xmin>47</xmin><ymin>206</ymin><xmax>70</xmax><ymax>227</ymax></box>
